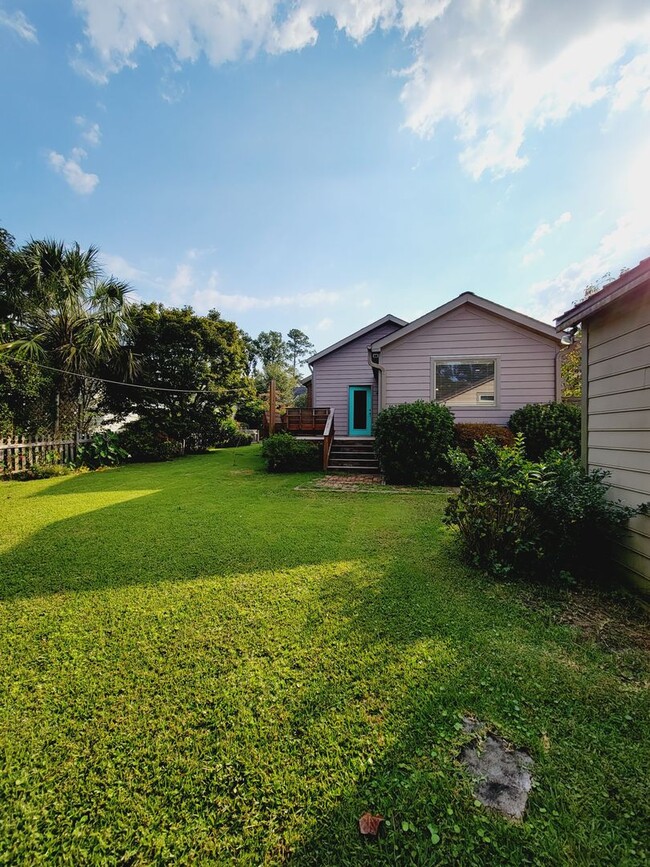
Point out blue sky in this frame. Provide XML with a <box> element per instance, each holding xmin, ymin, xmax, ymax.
<box><xmin>1</xmin><ymin>0</ymin><xmax>649</xmax><ymax>351</ymax></box>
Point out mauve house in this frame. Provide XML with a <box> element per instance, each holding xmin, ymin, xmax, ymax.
<box><xmin>304</xmin><ymin>292</ymin><xmax>562</xmax><ymax>440</ymax></box>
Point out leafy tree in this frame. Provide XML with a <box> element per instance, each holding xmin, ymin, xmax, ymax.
<box><xmin>560</xmin><ymin>275</ymin><xmax>613</xmax><ymax>400</ymax></box>
<box><xmin>239</xmin><ymin>331</ymin><xmax>259</xmax><ymax>376</ymax></box>
<box><xmin>0</xmin><ymin>358</ymin><xmax>55</xmax><ymax>436</ymax></box>
<box><xmin>286</xmin><ymin>328</ymin><xmax>314</xmax><ymax>375</ymax></box>
<box><xmin>1</xmin><ymin>237</ymin><xmax>133</xmax><ymax>434</ymax></box>
<box><xmin>561</xmin><ymin>340</ymin><xmax>582</xmax><ymax>400</ymax></box>
<box><xmin>0</xmin><ymin>229</ymin><xmax>56</xmax><ymax>433</ymax></box>
<box><xmin>255</xmin><ymin>330</ymin><xmax>288</xmax><ymax>368</ymax></box>
<box><xmin>254</xmin><ymin>361</ymin><xmax>298</xmax><ymax>408</ymax></box>
<box><xmin>103</xmin><ymin>304</ymin><xmax>252</xmax><ymax>450</ymax></box>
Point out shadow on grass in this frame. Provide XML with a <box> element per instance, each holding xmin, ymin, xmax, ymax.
<box><xmin>278</xmin><ymin>552</ymin><xmax>648</xmax><ymax>866</ymax></box>
<box><xmin>2</xmin><ymin>449</ymin><xmax>646</xmax><ymax>865</ymax></box>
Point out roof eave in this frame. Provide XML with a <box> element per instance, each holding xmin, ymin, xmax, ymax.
<box><xmin>555</xmin><ymin>258</ymin><xmax>650</xmax><ymax>330</ymax></box>
<box><xmin>306</xmin><ymin>314</ymin><xmax>408</xmax><ymax>364</ymax></box>
<box><xmin>372</xmin><ymin>292</ymin><xmax>559</xmax><ymax>351</ymax></box>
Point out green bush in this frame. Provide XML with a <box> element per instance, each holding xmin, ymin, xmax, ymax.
<box><xmin>212</xmin><ymin>417</ymin><xmax>255</xmax><ymax>448</ymax></box>
<box><xmin>118</xmin><ymin>420</ymin><xmax>184</xmax><ymax>463</ymax></box>
<box><xmin>4</xmin><ymin>463</ymin><xmax>76</xmax><ymax>482</ymax></box>
<box><xmin>445</xmin><ymin>435</ymin><xmax>643</xmax><ymax>584</ymax></box>
<box><xmin>76</xmin><ymin>432</ymin><xmax>129</xmax><ymax>469</ymax></box>
<box><xmin>454</xmin><ymin>423</ymin><xmax>514</xmax><ymax>457</ymax></box>
<box><xmin>374</xmin><ymin>401</ymin><xmax>455</xmax><ymax>485</ymax></box>
<box><xmin>508</xmin><ymin>402</ymin><xmax>581</xmax><ymax>460</ymax></box>
<box><xmin>261</xmin><ymin>433</ymin><xmax>320</xmax><ymax>473</ymax></box>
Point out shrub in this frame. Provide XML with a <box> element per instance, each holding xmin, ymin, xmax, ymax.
<box><xmin>374</xmin><ymin>401</ymin><xmax>455</xmax><ymax>485</ymax></box>
<box><xmin>444</xmin><ymin>435</ymin><xmax>643</xmax><ymax>584</ymax></box>
<box><xmin>212</xmin><ymin>417</ymin><xmax>255</xmax><ymax>448</ymax></box>
<box><xmin>5</xmin><ymin>463</ymin><xmax>76</xmax><ymax>482</ymax></box>
<box><xmin>454</xmin><ymin>423</ymin><xmax>514</xmax><ymax>457</ymax></box>
<box><xmin>508</xmin><ymin>402</ymin><xmax>581</xmax><ymax>460</ymax></box>
<box><xmin>261</xmin><ymin>433</ymin><xmax>320</xmax><ymax>472</ymax></box>
<box><xmin>76</xmin><ymin>432</ymin><xmax>129</xmax><ymax>469</ymax></box>
<box><xmin>118</xmin><ymin>420</ymin><xmax>184</xmax><ymax>463</ymax></box>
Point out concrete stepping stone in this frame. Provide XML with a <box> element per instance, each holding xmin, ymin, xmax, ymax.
<box><xmin>460</xmin><ymin>717</ymin><xmax>534</xmax><ymax>820</ymax></box>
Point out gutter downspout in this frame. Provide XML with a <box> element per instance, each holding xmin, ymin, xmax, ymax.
<box><xmin>307</xmin><ymin>362</ymin><xmax>314</xmax><ymax>408</ymax></box>
<box><xmin>368</xmin><ymin>349</ymin><xmax>385</xmax><ymax>413</ymax></box>
<box><xmin>555</xmin><ymin>327</ymin><xmax>578</xmax><ymax>402</ymax></box>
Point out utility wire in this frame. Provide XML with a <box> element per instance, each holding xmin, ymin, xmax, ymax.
<box><xmin>4</xmin><ymin>356</ymin><xmax>248</xmax><ymax>396</ymax></box>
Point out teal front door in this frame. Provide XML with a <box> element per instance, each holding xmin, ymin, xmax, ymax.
<box><xmin>348</xmin><ymin>386</ymin><xmax>372</xmax><ymax>436</ymax></box>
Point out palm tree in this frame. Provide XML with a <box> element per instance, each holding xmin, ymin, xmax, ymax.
<box><xmin>2</xmin><ymin>239</ymin><xmax>135</xmax><ymax>434</ymax></box>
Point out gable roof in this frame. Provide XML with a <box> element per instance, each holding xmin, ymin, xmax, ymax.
<box><xmin>371</xmin><ymin>292</ymin><xmax>559</xmax><ymax>351</ymax></box>
<box><xmin>555</xmin><ymin>257</ymin><xmax>650</xmax><ymax>330</ymax></box>
<box><xmin>306</xmin><ymin>314</ymin><xmax>408</xmax><ymax>365</ymax></box>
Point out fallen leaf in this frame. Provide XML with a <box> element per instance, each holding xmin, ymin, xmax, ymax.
<box><xmin>358</xmin><ymin>812</ymin><xmax>384</xmax><ymax>838</ymax></box>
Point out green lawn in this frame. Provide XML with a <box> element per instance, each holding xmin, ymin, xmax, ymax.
<box><xmin>1</xmin><ymin>446</ymin><xmax>648</xmax><ymax>865</ymax></box>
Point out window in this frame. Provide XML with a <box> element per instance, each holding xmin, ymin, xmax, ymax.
<box><xmin>432</xmin><ymin>359</ymin><xmax>496</xmax><ymax>407</ymax></box>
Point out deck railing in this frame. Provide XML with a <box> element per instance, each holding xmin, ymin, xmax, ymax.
<box><xmin>263</xmin><ymin>407</ymin><xmax>331</xmax><ymax>437</ymax></box>
<box><xmin>284</xmin><ymin>407</ymin><xmax>329</xmax><ymax>434</ymax></box>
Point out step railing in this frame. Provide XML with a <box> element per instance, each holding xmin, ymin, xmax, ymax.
<box><xmin>322</xmin><ymin>409</ymin><xmax>335</xmax><ymax>470</ymax></box>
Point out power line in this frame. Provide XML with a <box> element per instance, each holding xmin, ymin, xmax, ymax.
<box><xmin>3</xmin><ymin>357</ymin><xmax>247</xmax><ymax>396</ymax></box>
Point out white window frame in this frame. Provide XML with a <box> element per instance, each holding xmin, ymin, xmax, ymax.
<box><xmin>430</xmin><ymin>356</ymin><xmax>499</xmax><ymax>409</ymax></box>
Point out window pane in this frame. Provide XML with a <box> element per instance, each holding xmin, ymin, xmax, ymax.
<box><xmin>435</xmin><ymin>360</ymin><xmax>495</xmax><ymax>405</ymax></box>
<box><xmin>353</xmin><ymin>389</ymin><xmax>367</xmax><ymax>428</ymax></box>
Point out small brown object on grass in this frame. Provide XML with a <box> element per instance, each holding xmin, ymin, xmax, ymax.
<box><xmin>358</xmin><ymin>812</ymin><xmax>384</xmax><ymax>839</ymax></box>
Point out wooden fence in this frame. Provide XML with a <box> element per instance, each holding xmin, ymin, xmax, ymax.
<box><xmin>0</xmin><ymin>434</ymin><xmax>91</xmax><ymax>474</ymax></box>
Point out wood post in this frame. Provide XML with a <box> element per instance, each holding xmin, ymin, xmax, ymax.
<box><xmin>269</xmin><ymin>379</ymin><xmax>277</xmax><ymax>434</ymax></box>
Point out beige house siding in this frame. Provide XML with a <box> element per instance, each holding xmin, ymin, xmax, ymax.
<box><xmin>379</xmin><ymin>304</ymin><xmax>559</xmax><ymax>424</ymax></box>
<box><xmin>585</xmin><ymin>288</ymin><xmax>650</xmax><ymax>595</ymax></box>
<box><xmin>311</xmin><ymin>321</ymin><xmax>403</xmax><ymax>435</ymax></box>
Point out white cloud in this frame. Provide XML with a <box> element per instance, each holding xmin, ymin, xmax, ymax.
<box><xmin>71</xmin><ymin>0</ymin><xmax>650</xmax><ymax>177</ymax></box>
<box><xmin>169</xmin><ymin>263</ymin><xmax>194</xmax><ymax>292</ymax></box>
<box><xmin>0</xmin><ymin>8</ymin><xmax>37</xmax><ymax>42</ymax></box>
<box><xmin>186</xmin><ymin>245</ymin><xmax>217</xmax><ymax>260</ymax></box>
<box><xmin>48</xmin><ymin>150</ymin><xmax>99</xmax><ymax>195</ymax></box>
<box><xmin>151</xmin><ymin>260</ymin><xmax>342</xmax><ymax>311</ymax></box>
<box><xmin>101</xmin><ymin>253</ymin><xmax>148</xmax><ymax>282</ymax></box>
<box><xmin>522</xmin><ymin>249</ymin><xmax>544</xmax><ymax>267</ymax></box>
<box><xmin>75</xmin><ymin>115</ymin><xmax>102</xmax><ymax>145</ymax></box>
<box><xmin>528</xmin><ymin>210</ymin><xmax>572</xmax><ymax>246</ymax></box>
<box><xmin>316</xmin><ymin>316</ymin><xmax>333</xmax><ymax>331</ymax></box>
<box><xmin>193</xmin><ymin>283</ymin><xmax>341</xmax><ymax>313</ymax></box>
<box><xmin>611</xmin><ymin>48</ymin><xmax>650</xmax><ymax>112</ymax></box>
<box><xmin>524</xmin><ymin>213</ymin><xmax>650</xmax><ymax>323</ymax></box>
<box><xmin>401</xmin><ymin>1</ymin><xmax>650</xmax><ymax>178</ymax></box>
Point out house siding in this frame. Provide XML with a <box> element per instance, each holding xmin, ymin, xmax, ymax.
<box><xmin>311</xmin><ymin>321</ymin><xmax>403</xmax><ymax>436</ymax></box>
<box><xmin>379</xmin><ymin>304</ymin><xmax>559</xmax><ymax>424</ymax></box>
<box><xmin>584</xmin><ymin>285</ymin><xmax>650</xmax><ymax>597</ymax></box>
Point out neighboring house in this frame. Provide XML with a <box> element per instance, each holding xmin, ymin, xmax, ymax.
<box><xmin>306</xmin><ymin>293</ymin><xmax>562</xmax><ymax>435</ymax></box>
<box><xmin>556</xmin><ymin>258</ymin><xmax>650</xmax><ymax>598</ymax></box>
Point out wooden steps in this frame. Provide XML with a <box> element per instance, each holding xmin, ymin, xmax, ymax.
<box><xmin>327</xmin><ymin>438</ymin><xmax>380</xmax><ymax>474</ymax></box>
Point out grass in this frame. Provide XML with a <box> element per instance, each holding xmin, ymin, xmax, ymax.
<box><xmin>0</xmin><ymin>445</ymin><xmax>648</xmax><ymax>865</ymax></box>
